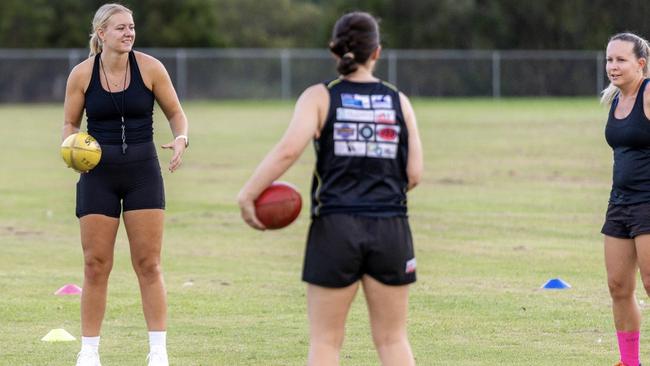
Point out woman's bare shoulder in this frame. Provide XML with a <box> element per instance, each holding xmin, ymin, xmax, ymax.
<box><xmin>67</xmin><ymin>56</ymin><xmax>94</xmax><ymax>90</ymax></box>
<box><xmin>133</xmin><ymin>51</ymin><xmax>165</xmax><ymax>73</ymax></box>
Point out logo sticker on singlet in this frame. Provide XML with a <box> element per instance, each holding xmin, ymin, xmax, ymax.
<box><xmin>366</xmin><ymin>142</ymin><xmax>398</xmax><ymax>159</ymax></box>
<box><xmin>375</xmin><ymin>125</ymin><xmax>400</xmax><ymax>143</ymax></box>
<box><xmin>374</xmin><ymin>109</ymin><xmax>396</xmax><ymax>124</ymax></box>
<box><xmin>405</xmin><ymin>258</ymin><xmax>416</xmax><ymax>273</ymax></box>
<box><xmin>334</xmin><ymin>141</ymin><xmax>366</xmax><ymax>156</ymax></box>
<box><xmin>333</xmin><ymin>123</ymin><xmax>357</xmax><ymax>140</ymax></box>
<box><xmin>358</xmin><ymin>123</ymin><xmax>375</xmax><ymax>141</ymax></box>
<box><xmin>371</xmin><ymin>94</ymin><xmax>393</xmax><ymax>109</ymax></box>
<box><xmin>337</xmin><ymin>108</ymin><xmax>374</xmax><ymax>122</ymax></box>
<box><xmin>341</xmin><ymin>94</ymin><xmax>371</xmax><ymax>109</ymax></box>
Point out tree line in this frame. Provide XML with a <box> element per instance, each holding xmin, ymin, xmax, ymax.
<box><xmin>1</xmin><ymin>0</ymin><xmax>649</xmax><ymax>50</ymax></box>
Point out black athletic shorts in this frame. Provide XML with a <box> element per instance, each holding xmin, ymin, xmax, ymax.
<box><xmin>76</xmin><ymin>142</ymin><xmax>165</xmax><ymax>218</ymax></box>
<box><xmin>302</xmin><ymin>213</ymin><xmax>416</xmax><ymax>288</ymax></box>
<box><xmin>601</xmin><ymin>202</ymin><xmax>650</xmax><ymax>239</ymax></box>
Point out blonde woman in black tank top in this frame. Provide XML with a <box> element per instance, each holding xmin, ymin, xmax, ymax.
<box><xmin>62</xmin><ymin>4</ymin><xmax>188</xmax><ymax>366</ymax></box>
<box><xmin>601</xmin><ymin>32</ymin><xmax>650</xmax><ymax>366</ymax></box>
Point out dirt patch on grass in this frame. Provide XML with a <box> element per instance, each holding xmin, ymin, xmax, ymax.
<box><xmin>0</xmin><ymin>226</ymin><xmax>43</xmax><ymax>236</ymax></box>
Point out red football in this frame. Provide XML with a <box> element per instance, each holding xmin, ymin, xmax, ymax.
<box><xmin>254</xmin><ymin>181</ymin><xmax>302</xmax><ymax>229</ymax></box>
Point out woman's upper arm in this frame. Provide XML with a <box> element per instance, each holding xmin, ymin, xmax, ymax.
<box><xmin>63</xmin><ymin>64</ymin><xmax>89</xmax><ymax>132</ymax></box>
<box><xmin>399</xmin><ymin>92</ymin><xmax>423</xmax><ymax>186</ymax></box>
<box><xmin>237</xmin><ymin>84</ymin><xmax>328</xmax><ymax>202</ymax></box>
<box><xmin>276</xmin><ymin>84</ymin><xmax>329</xmax><ymax>156</ymax></box>
<box><xmin>142</xmin><ymin>54</ymin><xmax>182</xmax><ymax>119</ymax></box>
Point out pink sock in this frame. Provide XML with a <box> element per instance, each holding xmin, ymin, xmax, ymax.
<box><xmin>617</xmin><ymin>331</ymin><xmax>639</xmax><ymax>366</ymax></box>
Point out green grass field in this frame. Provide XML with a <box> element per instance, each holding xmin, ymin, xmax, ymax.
<box><xmin>0</xmin><ymin>98</ymin><xmax>636</xmax><ymax>365</ymax></box>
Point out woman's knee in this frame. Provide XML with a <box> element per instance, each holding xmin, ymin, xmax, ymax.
<box><xmin>132</xmin><ymin>257</ymin><xmax>162</xmax><ymax>281</ymax></box>
<box><xmin>83</xmin><ymin>255</ymin><xmax>113</xmax><ymax>283</ymax></box>
<box><xmin>608</xmin><ymin>277</ymin><xmax>635</xmax><ymax>300</ymax></box>
<box><xmin>310</xmin><ymin>336</ymin><xmax>344</xmax><ymax>353</ymax></box>
<box><xmin>639</xmin><ymin>275</ymin><xmax>650</xmax><ymax>297</ymax></box>
<box><xmin>371</xmin><ymin>328</ymin><xmax>408</xmax><ymax>349</ymax></box>
<box><xmin>310</xmin><ymin>323</ymin><xmax>346</xmax><ymax>349</ymax></box>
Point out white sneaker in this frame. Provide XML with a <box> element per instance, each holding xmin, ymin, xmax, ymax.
<box><xmin>75</xmin><ymin>349</ymin><xmax>101</xmax><ymax>366</ymax></box>
<box><xmin>146</xmin><ymin>346</ymin><xmax>169</xmax><ymax>366</ymax></box>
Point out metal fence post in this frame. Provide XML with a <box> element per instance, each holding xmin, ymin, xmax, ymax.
<box><xmin>596</xmin><ymin>51</ymin><xmax>604</xmax><ymax>96</ymax></box>
<box><xmin>176</xmin><ymin>48</ymin><xmax>187</xmax><ymax>101</ymax></box>
<box><xmin>492</xmin><ymin>51</ymin><xmax>501</xmax><ymax>98</ymax></box>
<box><xmin>68</xmin><ymin>49</ymin><xmax>81</xmax><ymax>71</ymax></box>
<box><xmin>387</xmin><ymin>50</ymin><xmax>397</xmax><ymax>86</ymax></box>
<box><xmin>281</xmin><ymin>49</ymin><xmax>291</xmax><ymax>99</ymax></box>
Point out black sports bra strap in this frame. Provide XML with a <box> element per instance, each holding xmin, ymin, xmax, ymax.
<box><xmin>87</xmin><ymin>54</ymin><xmax>101</xmax><ymax>92</ymax></box>
<box><xmin>128</xmin><ymin>51</ymin><xmax>147</xmax><ymax>89</ymax></box>
<box><xmin>636</xmin><ymin>78</ymin><xmax>650</xmax><ymax>107</ymax></box>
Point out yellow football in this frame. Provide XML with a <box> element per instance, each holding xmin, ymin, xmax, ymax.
<box><xmin>61</xmin><ymin>132</ymin><xmax>102</xmax><ymax>173</ymax></box>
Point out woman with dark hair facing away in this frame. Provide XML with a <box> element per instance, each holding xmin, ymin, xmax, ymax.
<box><xmin>238</xmin><ymin>12</ymin><xmax>423</xmax><ymax>366</ymax></box>
<box><xmin>601</xmin><ymin>32</ymin><xmax>650</xmax><ymax>366</ymax></box>
<box><xmin>62</xmin><ymin>3</ymin><xmax>188</xmax><ymax>366</ymax></box>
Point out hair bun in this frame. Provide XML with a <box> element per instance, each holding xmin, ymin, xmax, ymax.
<box><xmin>330</xmin><ymin>12</ymin><xmax>379</xmax><ymax>75</ymax></box>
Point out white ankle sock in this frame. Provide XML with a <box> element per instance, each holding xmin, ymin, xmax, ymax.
<box><xmin>81</xmin><ymin>336</ymin><xmax>100</xmax><ymax>352</ymax></box>
<box><xmin>148</xmin><ymin>331</ymin><xmax>166</xmax><ymax>349</ymax></box>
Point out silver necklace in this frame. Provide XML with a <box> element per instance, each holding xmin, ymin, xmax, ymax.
<box><xmin>100</xmin><ymin>55</ymin><xmax>129</xmax><ymax>154</ymax></box>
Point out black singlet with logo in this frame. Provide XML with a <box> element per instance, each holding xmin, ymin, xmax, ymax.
<box><xmin>84</xmin><ymin>51</ymin><xmax>155</xmax><ymax>146</ymax></box>
<box><xmin>605</xmin><ymin>78</ymin><xmax>650</xmax><ymax>205</ymax></box>
<box><xmin>311</xmin><ymin>78</ymin><xmax>409</xmax><ymax>217</ymax></box>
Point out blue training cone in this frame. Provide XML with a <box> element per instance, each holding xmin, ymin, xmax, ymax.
<box><xmin>541</xmin><ymin>278</ymin><xmax>571</xmax><ymax>289</ymax></box>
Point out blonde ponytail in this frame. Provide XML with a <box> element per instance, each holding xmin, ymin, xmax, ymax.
<box><xmin>601</xmin><ymin>32</ymin><xmax>650</xmax><ymax>105</ymax></box>
<box><xmin>643</xmin><ymin>39</ymin><xmax>650</xmax><ymax>78</ymax></box>
<box><xmin>600</xmin><ymin>84</ymin><xmax>619</xmax><ymax>106</ymax></box>
<box><xmin>88</xmin><ymin>33</ymin><xmax>102</xmax><ymax>57</ymax></box>
<box><xmin>88</xmin><ymin>4</ymin><xmax>132</xmax><ymax>57</ymax></box>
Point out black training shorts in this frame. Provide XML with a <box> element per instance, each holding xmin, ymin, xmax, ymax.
<box><xmin>601</xmin><ymin>202</ymin><xmax>650</xmax><ymax>239</ymax></box>
<box><xmin>76</xmin><ymin>142</ymin><xmax>165</xmax><ymax>218</ymax></box>
<box><xmin>302</xmin><ymin>213</ymin><xmax>416</xmax><ymax>288</ymax></box>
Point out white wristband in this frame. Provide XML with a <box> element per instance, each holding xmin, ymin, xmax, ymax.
<box><xmin>175</xmin><ymin>134</ymin><xmax>189</xmax><ymax>147</ymax></box>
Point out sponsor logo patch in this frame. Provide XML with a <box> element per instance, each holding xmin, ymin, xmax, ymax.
<box><xmin>374</xmin><ymin>109</ymin><xmax>396</xmax><ymax>124</ymax></box>
<box><xmin>366</xmin><ymin>142</ymin><xmax>398</xmax><ymax>159</ymax></box>
<box><xmin>333</xmin><ymin>122</ymin><xmax>357</xmax><ymax>140</ymax></box>
<box><xmin>334</xmin><ymin>141</ymin><xmax>366</xmax><ymax>157</ymax></box>
<box><xmin>341</xmin><ymin>93</ymin><xmax>371</xmax><ymax>109</ymax></box>
<box><xmin>376</xmin><ymin>125</ymin><xmax>400</xmax><ymax>143</ymax></box>
<box><xmin>358</xmin><ymin>123</ymin><xmax>375</xmax><ymax>141</ymax></box>
<box><xmin>337</xmin><ymin>108</ymin><xmax>374</xmax><ymax>122</ymax></box>
<box><xmin>405</xmin><ymin>258</ymin><xmax>416</xmax><ymax>273</ymax></box>
<box><xmin>371</xmin><ymin>94</ymin><xmax>393</xmax><ymax>109</ymax></box>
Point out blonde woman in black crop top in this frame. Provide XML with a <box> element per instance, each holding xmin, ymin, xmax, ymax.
<box><xmin>62</xmin><ymin>4</ymin><xmax>188</xmax><ymax>366</ymax></box>
<box><xmin>601</xmin><ymin>32</ymin><xmax>650</xmax><ymax>366</ymax></box>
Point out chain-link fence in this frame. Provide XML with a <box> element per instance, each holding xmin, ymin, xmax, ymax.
<box><xmin>0</xmin><ymin>48</ymin><xmax>606</xmax><ymax>103</ymax></box>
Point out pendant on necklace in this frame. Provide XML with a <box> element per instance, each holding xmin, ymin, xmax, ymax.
<box><xmin>121</xmin><ymin>117</ymin><xmax>127</xmax><ymax>154</ymax></box>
